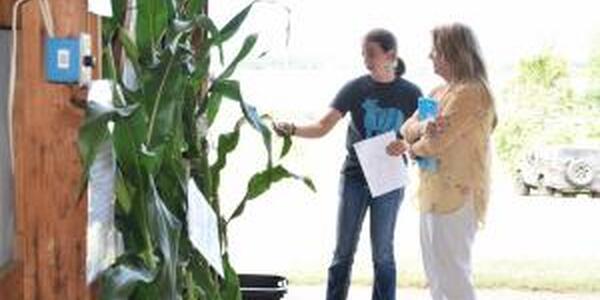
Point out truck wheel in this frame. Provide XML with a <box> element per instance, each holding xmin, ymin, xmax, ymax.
<box><xmin>566</xmin><ymin>159</ymin><xmax>594</xmax><ymax>187</ymax></box>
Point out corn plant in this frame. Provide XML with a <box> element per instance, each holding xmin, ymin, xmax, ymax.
<box><xmin>78</xmin><ymin>0</ymin><xmax>313</xmax><ymax>299</ymax></box>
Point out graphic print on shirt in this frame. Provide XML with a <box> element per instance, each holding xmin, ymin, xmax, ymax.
<box><xmin>362</xmin><ymin>99</ymin><xmax>405</xmax><ymax>138</ymax></box>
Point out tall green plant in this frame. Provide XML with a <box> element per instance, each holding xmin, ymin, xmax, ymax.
<box><xmin>79</xmin><ymin>0</ymin><xmax>313</xmax><ymax>299</ymax></box>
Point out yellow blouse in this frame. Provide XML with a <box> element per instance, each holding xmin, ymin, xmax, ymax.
<box><xmin>402</xmin><ymin>80</ymin><xmax>496</xmax><ymax>225</ymax></box>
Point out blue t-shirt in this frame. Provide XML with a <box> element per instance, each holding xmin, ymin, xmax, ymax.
<box><xmin>331</xmin><ymin>75</ymin><xmax>422</xmax><ymax>178</ymax></box>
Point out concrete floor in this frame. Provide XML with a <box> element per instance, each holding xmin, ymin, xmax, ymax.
<box><xmin>284</xmin><ymin>286</ymin><xmax>600</xmax><ymax>300</ymax></box>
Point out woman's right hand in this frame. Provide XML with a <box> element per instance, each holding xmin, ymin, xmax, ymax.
<box><xmin>420</xmin><ymin>116</ymin><xmax>445</xmax><ymax>137</ymax></box>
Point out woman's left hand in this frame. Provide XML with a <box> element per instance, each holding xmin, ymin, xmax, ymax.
<box><xmin>386</xmin><ymin>139</ymin><xmax>408</xmax><ymax>156</ymax></box>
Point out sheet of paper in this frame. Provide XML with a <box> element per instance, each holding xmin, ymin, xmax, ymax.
<box><xmin>88</xmin><ymin>80</ymin><xmax>113</xmax><ymax>105</ymax></box>
<box><xmin>187</xmin><ymin>180</ymin><xmax>224</xmax><ymax>278</ymax></box>
<box><xmin>353</xmin><ymin>131</ymin><xmax>409</xmax><ymax>197</ymax></box>
<box><xmin>86</xmin><ymin>141</ymin><xmax>121</xmax><ymax>284</ymax></box>
<box><xmin>88</xmin><ymin>0</ymin><xmax>113</xmax><ymax>17</ymax></box>
<box><xmin>88</xmin><ymin>80</ymin><xmax>117</xmax><ymax>133</ymax></box>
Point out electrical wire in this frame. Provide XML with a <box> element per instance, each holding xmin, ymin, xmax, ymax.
<box><xmin>8</xmin><ymin>0</ymin><xmax>33</xmax><ymax>175</ymax></box>
<box><xmin>38</xmin><ymin>0</ymin><xmax>55</xmax><ymax>38</ymax></box>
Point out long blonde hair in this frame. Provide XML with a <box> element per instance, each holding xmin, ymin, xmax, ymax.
<box><xmin>432</xmin><ymin>23</ymin><xmax>487</xmax><ymax>82</ymax></box>
<box><xmin>432</xmin><ymin>23</ymin><xmax>497</xmax><ymax>129</ymax></box>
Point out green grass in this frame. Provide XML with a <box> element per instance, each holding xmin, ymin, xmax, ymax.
<box><xmin>285</xmin><ymin>259</ymin><xmax>600</xmax><ymax>293</ymax></box>
<box><xmin>472</xmin><ymin>259</ymin><xmax>600</xmax><ymax>293</ymax></box>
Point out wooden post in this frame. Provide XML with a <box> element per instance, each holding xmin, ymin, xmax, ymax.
<box><xmin>0</xmin><ymin>0</ymin><xmax>100</xmax><ymax>299</ymax></box>
<box><xmin>0</xmin><ymin>0</ymin><xmax>15</xmax><ymax>28</ymax></box>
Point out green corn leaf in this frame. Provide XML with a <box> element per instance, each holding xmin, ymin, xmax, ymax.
<box><xmin>190</xmin><ymin>255</ymin><xmax>221</xmax><ymax>300</ymax></box>
<box><xmin>147</xmin><ymin>177</ymin><xmax>182</xmax><ymax>300</ymax></box>
<box><xmin>213</xmin><ymin>2</ymin><xmax>254</xmax><ymax>64</ymax></box>
<box><xmin>185</xmin><ymin>266</ymin><xmax>197</xmax><ymax>300</ymax></box>
<box><xmin>211</xmin><ymin>79</ymin><xmax>242</xmax><ymax>101</ymax></box>
<box><xmin>216</xmin><ymin>34</ymin><xmax>258</xmax><ymax>81</ymax></box>
<box><xmin>204</xmin><ymin>79</ymin><xmax>241</xmax><ymax>126</ymax></box>
<box><xmin>280</xmin><ymin>135</ymin><xmax>292</xmax><ymax>159</ymax></box>
<box><xmin>102</xmin><ymin>0</ymin><xmax>128</xmax><ymax>41</ymax></box>
<box><xmin>118</xmin><ymin>27</ymin><xmax>141</xmax><ymax>72</ymax></box>
<box><xmin>102</xmin><ymin>43</ymin><xmax>120</xmax><ymax>82</ymax></box>
<box><xmin>262</xmin><ymin>114</ymin><xmax>293</xmax><ymax>159</ymax></box>
<box><xmin>79</xmin><ymin>101</ymin><xmax>138</xmax><ymax>174</ymax></box>
<box><xmin>194</xmin><ymin>15</ymin><xmax>220</xmax><ymax>40</ymax></box>
<box><xmin>115</xmin><ymin>169</ymin><xmax>134</xmax><ymax>214</ymax></box>
<box><xmin>100</xmin><ymin>264</ymin><xmax>156</xmax><ymax>300</ymax></box>
<box><xmin>229</xmin><ymin>165</ymin><xmax>315</xmax><ymax>222</ymax></box>
<box><xmin>219</xmin><ymin>256</ymin><xmax>242</xmax><ymax>300</ymax></box>
<box><xmin>136</xmin><ymin>0</ymin><xmax>169</xmax><ymax>63</ymax></box>
<box><xmin>111</xmin><ymin>105</ymin><xmax>150</xmax><ymax>188</ymax></box>
<box><xmin>184</xmin><ymin>0</ymin><xmax>206</xmax><ymax>18</ymax></box>
<box><xmin>208</xmin><ymin>79</ymin><xmax>272</xmax><ymax>167</ymax></box>
<box><xmin>240</xmin><ymin>103</ymin><xmax>273</xmax><ymax>167</ymax></box>
<box><xmin>139</xmin><ymin>144</ymin><xmax>167</xmax><ymax>176</ymax></box>
<box><xmin>215</xmin><ymin>2</ymin><xmax>255</xmax><ymax>46</ymax></box>
<box><xmin>143</xmin><ymin>52</ymin><xmax>186</xmax><ymax>147</ymax></box>
<box><xmin>210</xmin><ymin>119</ymin><xmax>244</xmax><ymax>198</ymax></box>
<box><xmin>205</xmin><ymin>91</ymin><xmax>223</xmax><ymax>127</ymax></box>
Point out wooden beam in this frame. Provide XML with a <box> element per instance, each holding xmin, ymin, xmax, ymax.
<box><xmin>0</xmin><ymin>0</ymin><xmax>16</xmax><ymax>28</ymax></box>
<box><xmin>0</xmin><ymin>263</ymin><xmax>23</xmax><ymax>299</ymax></box>
<box><xmin>0</xmin><ymin>0</ymin><xmax>101</xmax><ymax>299</ymax></box>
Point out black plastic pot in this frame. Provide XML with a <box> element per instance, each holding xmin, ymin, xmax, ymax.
<box><xmin>239</xmin><ymin>274</ymin><xmax>288</xmax><ymax>300</ymax></box>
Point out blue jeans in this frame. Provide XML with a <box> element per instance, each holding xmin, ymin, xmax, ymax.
<box><xmin>326</xmin><ymin>175</ymin><xmax>404</xmax><ymax>300</ymax></box>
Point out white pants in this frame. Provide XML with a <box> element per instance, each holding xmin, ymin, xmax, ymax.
<box><xmin>420</xmin><ymin>199</ymin><xmax>477</xmax><ymax>300</ymax></box>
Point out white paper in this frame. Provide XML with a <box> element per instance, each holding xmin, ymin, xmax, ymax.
<box><xmin>187</xmin><ymin>181</ymin><xmax>224</xmax><ymax>278</ymax></box>
<box><xmin>86</xmin><ymin>141</ymin><xmax>122</xmax><ymax>284</ymax></box>
<box><xmin>88</xmin><ymin>80</ymin><xmax>116</xmax><ymax>132</ymax></box>
<box><xmin>88</xmin><ymin>0</ymin><xmax>113</xmax><ymax>17</ymax></box>
<box><xmin>353</xmin><ymin>131</ymin><xmax>409</xmax><ymax>197</ymax></box>
<box><xmin>88</xmin><ymin>80</ymin><xmax>113</xmax><ymax>106</ymax></box>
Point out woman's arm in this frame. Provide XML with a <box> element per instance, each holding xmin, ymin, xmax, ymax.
<box><xmin>400</xmin><ymin>111</ymin><xmax>421</xmax><ymax>144</ymax></box>
<box><xmin>411</xmin><ymin>84</ymin><xmax>491</xmax><ymax>157</ymax></box>
<box><xmin>402</xmin><ymin>85</ymin><xmax>448</xmax><ymax>144</ymax></box>
<box><xmin>275</xmin><ymin>108</ymin><xmax>343</xmax><ymax>138</ymax></box>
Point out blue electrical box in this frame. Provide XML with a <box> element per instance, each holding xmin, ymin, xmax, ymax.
<box><xmin>45</xmin><ymin>37</ymin><xmax>81</xmax><ymax>83</ymax></box>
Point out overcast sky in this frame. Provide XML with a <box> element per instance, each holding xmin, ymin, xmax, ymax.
<box><xmin>210</xmin><ymin>0</ymin><xmax>600</xmax><ymax>93</ymax></box>
<box><xmin>212</xmin><ymin>0</ymin><xmax>600</xmax><ymax>63</ymax></box>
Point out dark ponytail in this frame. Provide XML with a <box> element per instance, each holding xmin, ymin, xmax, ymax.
<box><xmin>365</xmin><ymin>28</ymin><xmax>405</xmax><ymax>78</ymax></box>
<box><xmin>395</xmin><ymin>57</ymin><xmax>406</xmax><ymax>77</ymax></box>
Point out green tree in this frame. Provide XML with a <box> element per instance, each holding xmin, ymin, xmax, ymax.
<box><xmin>495</xmin><ymin>50</ymin><xmax>577</xmax><ymax>172</ymax></box>
<box><xmin>587</xmin><ymin>36</ymin><xmax>600</xmax><ymax>103</ymax></box>
<box><xmin>585</xmin><ymin>35</ymin><xmax>600</xmax><ymax>139</ymax></box>
<box><xmin>517</xmin><ymin>51</ymin><xmax>569</xmax><ymax>89</ymax></box>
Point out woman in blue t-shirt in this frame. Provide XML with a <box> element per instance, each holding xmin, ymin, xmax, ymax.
<box><xmin>274</xmin><ymin>28</ymin><xmax>422</xmax><ymax>300</ymax></box>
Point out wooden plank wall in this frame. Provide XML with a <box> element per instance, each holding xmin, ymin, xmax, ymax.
<box><xmin>0</xmin><ymin>0</ymin><xmax>100</xmax><ymax>299</ymax></box>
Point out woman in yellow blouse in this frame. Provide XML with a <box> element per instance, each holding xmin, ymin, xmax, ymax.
<box><xmin>400</xmin><ymin>23</ymin><xmax>497</xmax><ymax>300</ymax></box>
